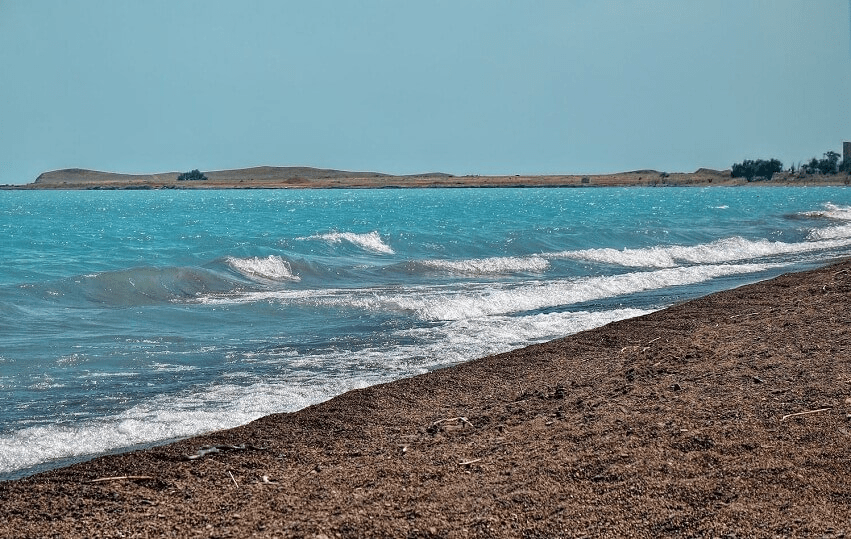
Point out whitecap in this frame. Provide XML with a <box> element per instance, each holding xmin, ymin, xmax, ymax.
<box><xmin>393</xmin><ymin>307</ymin><xmax>653</xmax><ymax>365</ymax></box>
<box><xmin>226</xmin><ymin>255</ymin><xmax>301</xmax><ymax>282</ymax></box>
<box><xmin>551</xmin><ymin>236</ymin><xmax>851</xmax><ymax>268</ymax></box>
<box><xmin>385</xmin><ymin>263</ymin><xmax>776</xmax><ymax>321</ymax></box>
<box><xmin>298</xmin><ymin>231</ymin><xmax>394</xmax><ymax>254</ymax></box>
<box><xmin>808</xmin><ymin>224</ymin><xmax>851</xmax><ymax>241</ymax></box>
<box><xmin>197</xmin><ymin>262</ymin><xmax>777</xmax><ymax>321</ymax></box>
<box><xmin>148</xmin><ymin>362</ymin><xmax>197</xmax><ymax>373</ymax></box>
<box><xmin>419</xmin><ymin>256</ymin><xmax>550</xmax><ymax>275</ymax></box>
<box><xmin>800</xmin><ymin>202</ymin><xmax>851</xmax><ymax>221</ymax></box>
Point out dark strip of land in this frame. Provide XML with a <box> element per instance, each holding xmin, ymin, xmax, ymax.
<box><xmin>1</xmin><ymin>260</ymin><xmax>850</xmax><ymax>537</ymax></box>
<box><xmin>4</xmin><ymin>166</ymin><xmax>850</xmax><ymax>189</ymax></box>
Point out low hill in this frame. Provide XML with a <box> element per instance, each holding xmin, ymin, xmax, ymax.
<box><xmin>33</xmin><ymin>166</ymin><xmax>395</xmax><ymax>185</ymax></box>
<box><xmin>10</xmin><ymin>166</ymin><xmax>848</xmax><ymax>190</ymax></box>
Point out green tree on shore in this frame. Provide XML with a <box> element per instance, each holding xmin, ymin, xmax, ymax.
<box><xmin>734</xmin><ymin>149</ymin><xmax>851</xmax><ymax>178</ymax></box>
<box><xmin>803</xmin><ymin>151</ymin><xmax>841</xmax><ymax>175</ymax></box>
<box><xmin>730</xmin><ymin>159</ymin><xmax>783</xmax><ymax>181</ymax></box>
<box><xmin>177</xmin><ymin>169</ymin><xmax>207</xmax><ymax>181</ymax></box>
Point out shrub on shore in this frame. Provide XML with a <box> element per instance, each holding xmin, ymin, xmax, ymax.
<box><xmin>177</xmin><ymin>169</ymin><xmax>208</xmax><ymax>181</ymax></box>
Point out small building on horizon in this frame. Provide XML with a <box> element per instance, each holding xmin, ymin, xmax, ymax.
<box><xmin>844</xmin><ymin>141</ymin><xmax>851</xmax><ymax>163</ymax></box>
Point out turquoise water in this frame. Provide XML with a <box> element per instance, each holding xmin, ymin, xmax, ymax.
<box><xmin>2</xmin><ymin>187</ymin><xmax>850</xmax><ymax>478</ymax></box>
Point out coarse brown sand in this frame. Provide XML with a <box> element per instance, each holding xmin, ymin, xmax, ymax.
<box><xmin>1</xmin><ymin>260</ymin><xmax>850</xmax><ymax>538</ymax></box>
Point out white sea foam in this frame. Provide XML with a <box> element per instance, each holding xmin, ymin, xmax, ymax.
<box><xmin>552</xmin><ymin>235</ymin><xmax>851</xmax><ymax>268</ymax></box>
<box><xmin>553</xmin><ymin>245</ymin><xmax>679</xmax><ymax>268</ymax></box>
<box><xmin>197</xmin><ymin>262</ymin><xmax>775</xmax><ymax>321</ymax></box>
<box><xmin>290</xmin><ymin>308</ymin><xmax>654</xmax><ymax>374</ymax></box>
<box><xmin>0</xmin><ymin>378</ymin><xmax>369</xmax><ymax>476</ymax></box>
<box><xmin>384</xmin><ymin>263</ymin><xmax>774</xmax><ymax>321</ymax></box>
<box><xmin>419</xmin><ymin>256</ymin><xmax>550</xmax><ymax>275</ymax></box>
<box><xmin>801</xmin><ymin>203</ymin><xmax>851</xmax><ymax>241</ymax></box>
<box><xmin>801</xmin><ymin>202</ymin><xmax>851</xmax><ymax>221</ymax></box>
<box><xmin>808</xmin><ymin>224</ymin><xmax>851</xmax><ymax>241</ymax></box>
<box><xmin>149</xmin><ymin>362</ymin><xmax>197</xmax><ymax>373</ymax></box>
<box><xmin>87</xmin><ymin>371</ymin><xmax>140</xmax><ymax>378</ymax></box>
<box><xmin>226</xmin><ymin>255</ymin><xmax>300</xmax><ymax>282</ymax></box>
<box><xmin>0</xmin><ymin>306</ymin><xmax>650</xmax><ymax>477</ymax></box>
<box><xmin>393</xmin><ymin>307</ymin><xmax>653</xmax><ymax>364</ymax></box>
<box><xmin>299</xmin><ymin>231</ymin><xmax>394</xmax><ymax>254</ymax></box>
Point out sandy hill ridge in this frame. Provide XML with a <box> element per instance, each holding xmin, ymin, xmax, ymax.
<box><xmin>5</xmin><ymin>166</ymin><xmax>848</xmax><ymax>189</ymax></box>
<box><xmin>34</xmin><ymin>166</ymin><xmax>394</xmax><ymax>185</ymax></box>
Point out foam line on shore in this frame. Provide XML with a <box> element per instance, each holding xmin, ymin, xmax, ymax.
<box><xmin>195</xmin><ymin>262</ymin><xmax>776</xmax><ymax>320</ymax></box>
<box><xmin>0</xmin><ymin>307</ymin><xmax>649</xmax><ymax>477</ymax></box>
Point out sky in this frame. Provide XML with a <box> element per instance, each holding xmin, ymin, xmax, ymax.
<box><xmin>0</xmin><ymin>1</ymin><xmax>850</xmax><ymax>184</ymax></box>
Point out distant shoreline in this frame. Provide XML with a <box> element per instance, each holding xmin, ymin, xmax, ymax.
<box><xmin>3</xmin><ymin>166</ymin><xmax>850</xmax><ymax>190</ymax></box>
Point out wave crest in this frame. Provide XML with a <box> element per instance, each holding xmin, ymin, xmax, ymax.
<box><xmin>197</xmin><ymin>262</ymin><xmax>777</xmax><ymax>321</ymax></box>
<box><xmin>418</xmin><ymin>256</ymin><xmax>550</xmax><ymax>275</ymax></box>
<box><xmin>552</xmin><ymin>235</ymin><xmax>851</xmax><ymax>268</ymax></box>
<box><xmin>800</xmin><ymin>202</ymin><xmax>851</xmax><ymax>221</ymax></box>
<box><xmin>226</xmin><ymin>255</ymin><xmax>300</xmax><ymax>282</ymax></box>
<box><xmin>299</xmin><ymin>231</ymin><xmax>394</xmax><ymax>254</ymax></box>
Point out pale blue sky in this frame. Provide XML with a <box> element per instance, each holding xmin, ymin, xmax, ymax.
<box><xmin>1</xmin><ymin>1</ymin><xmax>849</xmax><ymax>184</ymax></box>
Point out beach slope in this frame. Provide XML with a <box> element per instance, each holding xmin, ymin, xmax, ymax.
<box><xmin>1</xmin><ymin>260</ymin><xmax>850</xmax><ymax>537</ymax></box>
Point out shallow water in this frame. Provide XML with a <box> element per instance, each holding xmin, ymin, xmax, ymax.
<box><xmin>1</xmin><ymin>187</ymin><xmax>850</xmax><ymax>478</ymax></box>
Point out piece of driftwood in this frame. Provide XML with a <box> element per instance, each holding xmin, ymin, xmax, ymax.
<box><xmin>780</xmin><ymin>407</ymin><xmax>832</xmax><ymax>422</ymax></box>
<box><xmin>730</xmin><ymin>312</ymin><xmax>761</xmax><ymax>320</ymax></box>
<box><xmin>184</xmin><ymin>444</ymin><xmax>265</xmax><ymax>461</ymax></box>
<box><xmin>88</xmin><ymin>475</ymin><xmax>154</xmax><ymax>483</ymax></box>
<box><xmin>432</xmin><ymin>417</ymin><xmax>474</xmax><ymax>429</ymax></box>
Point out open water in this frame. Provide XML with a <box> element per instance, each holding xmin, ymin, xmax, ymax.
<box><xmin>1</xmin><ymin>187</ymin><xmax>850</xmax><ymax>479</ymax></box>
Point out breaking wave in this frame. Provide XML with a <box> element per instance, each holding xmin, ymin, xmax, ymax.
<box><xmin>551</xmin><ymin>235</ymin><xmax>851</xmax><ymax>268</ymax></box>
<box><xmin>416</xmin><ymin>256</ymin><xmax>550</xmax><ymax>275</ymax></box>
<box><xmin>800</xmin><ymin>202</ymin><xmax>851</xmax><ymax>221</ymax></box>
<box><xmin>298</xmin><ymin>231</ymin><xmax>394</xmax><ymax>254</ymax></box>
<box><xmin>226</xmin><ymin>255</ymin><xmax>300</xmax><ymax>282</ymax></box>
<box><xmin>0</xmin><ymin>305</ymin><xmax>650</xmax><ymax>478</ymax></box>
<box><xmin>197</xmin><ymin>262</ymin><xmax>776</xmax><ymax>321</ymax></box>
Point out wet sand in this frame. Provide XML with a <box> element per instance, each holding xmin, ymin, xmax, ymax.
<box><xmin>1</xmin><ymin>259</ymin><xmax>850</xmax><ymax>537</ymax></box>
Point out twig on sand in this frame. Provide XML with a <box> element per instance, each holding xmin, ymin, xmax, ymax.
<box><xmin>88</xmin><ymin>475</ymin><xmax>154</xmax><ymax>483</ymax></box>
<box><xmin>228</xmin><ymin>471</ymin><xmax>239</xmax><ymax>488</ymax></box>
<box><xmin>184</xmin><ymin>444</ymin><xmax>265</xmax><ymax>461</ymax></box>
<box><xmin>459</xmin><ymin>458</ymin><xmax>482</xmax><ymax>466</ymax></box>
<box><xmin>291</xmin><ymin>464</ymin><xmax>324</xmax><ymax>486</ymax></box>
<box><xmin>432</xmin><ymin>417</ymin><xmax>474</xmax><ymax>429</ymax></box>
<box><xmin>621</xmin><ymin>337</ymin><xmax>660</xmax><ymax>353</ymax></box>
<box><xmin>780</xmin><ymin>407</ymin><xmax>832</xmax><ymax>422</ymax></box>
<box><xmin>730</xmin><ymin>312</ymin><xmax>761</xmax><ymax>320</ymax></box>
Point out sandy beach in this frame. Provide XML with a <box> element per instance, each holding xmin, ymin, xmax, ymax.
<box><xmin>0</xmin><ymin>258</ymin><xmax>849</xmax><ymax>537</ymax></box>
